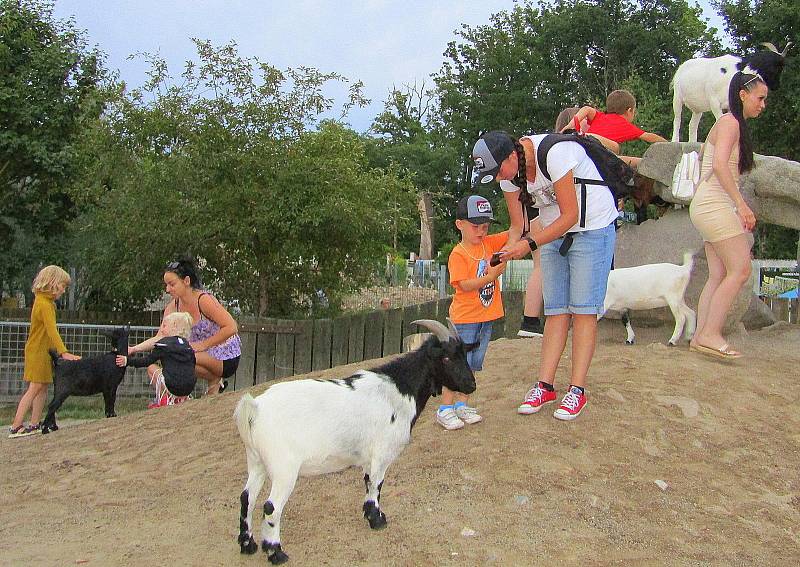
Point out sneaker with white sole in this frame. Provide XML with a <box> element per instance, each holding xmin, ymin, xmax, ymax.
<box><xmin>454</xmin><ymin>405</ymin><xmax>483</xmax><ymax>425</ymax></box>
<box><xmin>553</xmin><ymin>386</ymin><xmax>587</xmax><ymax>421</ymax></box>
<box><xmin>518</xmin><ymin>382</ymin><xmax>557</xmax><ymax>414</ymax></box>
<box><xmin>436</xmin><ymin>408</ymin><xmax>465</xmax><ymax>430</ymax></box>
<box><xmin>517</xmin><ymin>317</ymin><xmax>544</xmax><ymax>338</ymax></box>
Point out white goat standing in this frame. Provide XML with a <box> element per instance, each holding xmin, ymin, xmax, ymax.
<box><xmin>671</xmin><ymin>42</ymin><xmax>791</xmax><ymax>142</ymax></box>
<box><xmin>233</xmin><ymin>319</ymin><xmax>476</xmax><ymax>565</ymax></box>
<box><xmin>601</xmin><ymin>252</ymin><xmax>696</xmax><ymax>346</ymax></box>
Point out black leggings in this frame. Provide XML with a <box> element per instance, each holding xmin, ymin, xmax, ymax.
<box><xmin>221</xmin><ymin>356</ymin><xmax>241</xmax><ymax>379</ymax></box>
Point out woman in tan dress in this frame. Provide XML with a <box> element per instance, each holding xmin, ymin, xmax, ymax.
<box><xmin>688</xmin><ymin>70</ymin><xmax>766</xmax><ymax>359</ymax></box>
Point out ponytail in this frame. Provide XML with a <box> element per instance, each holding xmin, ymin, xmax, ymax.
<box><xmin>728</xmin><ymin>71</ymin><xmax>762</xmax><ymax>173</ymax></box>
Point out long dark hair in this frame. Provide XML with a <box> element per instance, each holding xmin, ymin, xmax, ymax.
<box><xmin>165</xmin><ymin>256</ymin><xmax>202</xmax><ymax>289</ymax></box>
<box><xmin>728</xmin><ymin>71</ymin><xmax>763</xmax><ymax>173</ymax></box>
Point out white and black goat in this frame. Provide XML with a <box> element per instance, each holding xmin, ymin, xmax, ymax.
<box><xmin>671</xmin><ymin>42</ymin><xmax>791</xmax><ymax>142</ymax></box>
<box><xmin>601</xmin><ymin>252</ymin><xmax>696</xmax><ymax>346</ymax></box>
<box><xmin>233</xmin><ymin>319</ymin><xmax>476</xmax><ymax>565</ymax></box>
<box><xmin>41</xmin><ymin>326</ymin><xmax>129</xmax><ymax>434</ymax></box>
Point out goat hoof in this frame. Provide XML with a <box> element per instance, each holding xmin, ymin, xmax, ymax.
<box><xmin>668</xmin><ymin>342</ymin><xmax>677</xmax><ymax>347</ymax></box>
<box><xmin>268</xmin><ymin>550</ymin><xmax>289</xmax><ymax>565</ymax></box>
<box><xmin>368</xmin><ymin>511</ymin><xmax>387</xmax><ymax>530</ymax></box>
<box><xmin>239</xmin><ymin>535</ymin><xmax>258</xmax><ymax>555</ymax></box>
<box><xmin>106</xmin><ymin>412</ymin><xmax>117</xmax><ymax>418</ymax></box>
<box><xmin>625</xmin><ymin>340</ymin><xmax>634</xmax><ymax>345</ymax></box>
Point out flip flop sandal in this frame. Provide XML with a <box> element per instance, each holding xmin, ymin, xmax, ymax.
<box><xmin>689</xmin><ymin>343</ymin><xmax>742</xmax><ymax>359</ymax></box>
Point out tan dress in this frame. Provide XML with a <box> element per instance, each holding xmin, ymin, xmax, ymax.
<box><xmin>689</xmin><ymin>141</ymin><xmax>745</xmax><ymax>242</ymax></box>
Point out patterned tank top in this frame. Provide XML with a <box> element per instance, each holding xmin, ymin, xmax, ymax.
<box><xmin>176</xmin><ymin>293</ymin><xmax>242</xmax><ymax>361</ymax></box>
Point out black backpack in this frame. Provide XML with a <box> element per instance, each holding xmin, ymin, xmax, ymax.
<box><xmin>535</xmin><ymin>132</ymin><xmax>635</xmax><ymax>228</ymax></box>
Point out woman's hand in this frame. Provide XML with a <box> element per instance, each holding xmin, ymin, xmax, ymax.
<box><xmin>115</xmin><ymin>355</ymin><xmax>127</xmax><ymax>367</ymax></box>
<box><xmin>190</xmin><ymin>342</ymin><xmax>206</xmax><ymax>353</ymax></box>
<box><xmin>61</xmin><ymin>352</ymin><xmax>81</xmax><ymax>361</ymax></box>
<box><xmin>737</xmin><ymin>201</ymin><xmax>756</xmax><ymax>232</ymax></box>
<box><xmin>495</xmin><ymin>239</ymin><xmax>532</xmax><ymax>262</ymax></box>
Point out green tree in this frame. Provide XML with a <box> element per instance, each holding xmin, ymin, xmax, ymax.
<box><xmin>716</xmin><ymin>0</ymin><xmax>799</xmax><ymax>258</ymax></box>
<box><xmin>70</xmin><ymin>40</ymin><xmax>416</xmax><ymax>316</ymax></box>
<box><xmin>367</xmin><ymin>83</ymin><xmax>460</xmax><ymax>258</ymax></box>
<box><xmin>0</xmin><ymin>0</ymin><xmax>106</xmax><ymax>298</ymax></box>
<box><xmin>433</xmin><ymin>0</ymin><xmax>717</xmax><ymax>193</ymax></box>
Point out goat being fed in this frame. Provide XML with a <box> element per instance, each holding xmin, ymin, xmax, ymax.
<box><xmin>671</xmin><ymin>42</ymin><xmax>791</xmax><ymax>142</ymax></box>
<box><xmin>601</xmin><ymin>252</ymin><xmax>696</xmax><ymax>346</ymax></box>
<box><xmin>41</xmin><ymin>326</ymin><xmax>129</xmax><ymax>434</ymax></box>
<box><xmin>233</xmin><ymin>319</ymin><xmax>476</xmax><ymax>565</ymax></box>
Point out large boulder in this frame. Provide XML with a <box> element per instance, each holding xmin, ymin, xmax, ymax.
<box><xmin>638</xmin><ymin>142</ymin><xmax>800</xmax><ymax>230</ymax></box>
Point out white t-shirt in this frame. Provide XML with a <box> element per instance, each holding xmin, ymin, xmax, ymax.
<box><xmin>499</xmin><ymin>134</ymin><xmax>618</xmax><ymax>232</ymax></box>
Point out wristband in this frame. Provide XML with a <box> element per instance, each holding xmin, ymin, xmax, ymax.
<box><xmin>525</xmin><ymin>236</ymin><xmax>538</xmax><ymax>252</ymax></box>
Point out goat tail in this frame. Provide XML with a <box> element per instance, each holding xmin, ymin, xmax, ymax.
<box><xmin>681</xmin><ymin>251</ymin><xmax>695</xmax><ymax>272</ymax></box>
<box><xmin>234</xmin><ymin>393</ymin><xmax>258</xmax><ymax>450</ymax></box>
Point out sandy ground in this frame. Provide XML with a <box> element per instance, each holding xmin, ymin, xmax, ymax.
<box><xmin>2</xmin><ymin>320</ymin><xmax>799</xmax><ymax>567</ymax></box>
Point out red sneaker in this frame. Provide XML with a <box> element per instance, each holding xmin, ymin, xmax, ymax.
<box><xmin>518</xmin><ymin>382</ymin><xmax>557</xmax><ymax>414</ymax></box>
<box><xmin>147</xmin><ymin>394</ymin><xmax>169</xmax><ymax>409</ymax></box>
<box><xmin>553</xmin><ymin>386</ymin><xmax>587</xmax><ymax>421</ymax></box>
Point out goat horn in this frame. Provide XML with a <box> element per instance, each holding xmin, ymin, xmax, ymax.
<box><xmin>761</xmin><ymin>42</ymin><xmax>779</xmax><ymax>53</ymax></box>
<box><xmin>782</xmin><ymin>42</ymin><xmax>793</xmax><ymax>57</ymax></box>
<box><xmin>411</xmin><ymin>319</ymin><xmax>454</xmax><ymax>342</ymax></box>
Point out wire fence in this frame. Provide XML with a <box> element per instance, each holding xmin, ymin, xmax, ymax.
<box><xmin>0</xmin><ymin>322</ymin><xmax>206</xmax><ymax>402</ymax></box>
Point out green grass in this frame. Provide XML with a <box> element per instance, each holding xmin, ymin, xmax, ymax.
<box><xmin>0</xmin><ymin>397</ymin><xmax>148</xmax><ymax>426</ymax></box>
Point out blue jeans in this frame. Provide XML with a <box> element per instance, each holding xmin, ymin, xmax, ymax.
<box><xmin>452</xmin><ymin>322</ymin><xmax>493</xmax><ymax>372</ymax></box>
<box><xmin>540</xmin><ymin>223</ymin><xmax>616</xmax><ymax>316</ymax></box>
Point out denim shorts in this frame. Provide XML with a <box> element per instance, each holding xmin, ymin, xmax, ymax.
<box><xmin>453</xmin><ymin>321</ymin><xmax>493</xmax><ymax>372</ymax></box>
<box><xmin>540</xmin><ymin>223</ymin><xmax>616</xmax><ymax>316</ymax></box>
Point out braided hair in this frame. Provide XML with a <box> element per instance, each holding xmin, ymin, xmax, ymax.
<box><xmin>511</xmin><ymin>138</ymin><xmax>534</xmax><ymax>206</ymax></box>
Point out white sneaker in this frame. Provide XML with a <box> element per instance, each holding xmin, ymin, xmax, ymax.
<box><xmin>436</xmin><ymin>408</ymin><xmax>464</xmax><ymax>430</ymax></box>
<box><xmin>454</xmin><ymin>405</ymin><xmax>483</xmax><ymax>425</ymax></box>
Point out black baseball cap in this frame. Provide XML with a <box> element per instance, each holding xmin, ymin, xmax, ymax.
<box><xmin>471</xmin><ymin>131</ymin><xmax>515</xmax><ymax>186</ymax></box>
<box><xmin>456</xmin><ymin>195</ymin><xmax>496</xmax><ymax>225</ymax></box>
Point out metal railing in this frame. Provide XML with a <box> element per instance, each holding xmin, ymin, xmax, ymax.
<box><xmin>0</xmin><ymin>322</ymin><xmax>206</xmax><ymax>402</ymax></box>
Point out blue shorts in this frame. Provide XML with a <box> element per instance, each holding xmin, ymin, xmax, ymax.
<box><xmin>452</xmin><ymin>322</ymin><xmax>493</xmax><ymax>372</ymax></box>
<box><xmin>540</xmin><ymin>223</ymin><xmax>616</xmax><ymax>316</ymax></box>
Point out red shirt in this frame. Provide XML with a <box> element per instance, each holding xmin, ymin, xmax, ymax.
<box><xmin>586</xmin><ymin>111</ymin><xmax>645</xmax><ymax>143</ymax></box>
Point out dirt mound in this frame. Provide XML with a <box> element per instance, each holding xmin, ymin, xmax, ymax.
<box><xmin>3</xmin><ymin>321</ymin><xmax>799</xmax><ymax>566</ymax></box>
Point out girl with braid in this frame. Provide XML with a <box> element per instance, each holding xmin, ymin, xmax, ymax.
<box><xmin>471</xmin><ymin>131</ymin><xmax>617</xmax><ymax>421</ymax></box>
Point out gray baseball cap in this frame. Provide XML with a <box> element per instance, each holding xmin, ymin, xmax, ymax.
<box><xmin>471</xmin><ymin>131</ymin><xmax>515</xmax><ymax>186</ymax></box>
<box><xmin>456</xmin><ymin>195</ymin><xmax>496</xmax><ymax>225</ymax></box>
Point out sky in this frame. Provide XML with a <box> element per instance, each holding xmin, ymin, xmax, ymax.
<box><xmin>52</xmin><ymin>0</ymin><xmax>725</xmax><ymax>133</ymax></box>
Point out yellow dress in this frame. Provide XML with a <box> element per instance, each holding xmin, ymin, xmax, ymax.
<box><xmin>23</xmin><ymin>292</ymin><xmax>67</xmax><ymax>383</ymax></box>
<box><xmin>689</xmin><ymin>141</ymin><xmax>745</xmax><ymax>242</ymax></box>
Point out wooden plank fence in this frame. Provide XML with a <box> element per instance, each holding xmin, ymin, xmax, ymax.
<box><xmin>0</xmin><ymin>292</ymin><xmax>530</xmax><ymax>396</ymax></box>
<box><xmin>762</xmin><ymin>297</ymin><xmax>799</xmax><ymax>325</ymax></box>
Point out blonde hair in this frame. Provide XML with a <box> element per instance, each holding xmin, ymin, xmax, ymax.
<box><xmin>32</xmin><ymin>265</ymin><xmax>71</xmax><ymax>295</ymax></box>
<box><xmin>163</xmin><ymin>312</ymin><xmax>193</xmax><ymax>339</ymax></box>
<box><xmin>606</xmin><ymin>89</ymin><xmax>636</xmax><ymax>114</ymax></box>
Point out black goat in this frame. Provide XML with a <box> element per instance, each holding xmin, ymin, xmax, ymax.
<box><xmin>41</xmin><ymin>326</ymin><xmax>129</xmax><ymax>434</ymax></box>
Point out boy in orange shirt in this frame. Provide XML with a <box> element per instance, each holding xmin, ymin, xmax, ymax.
<box><xmin>440</xmin><ymin>195</ymin><xmax>508</xmax><ymax>430</ymax></box>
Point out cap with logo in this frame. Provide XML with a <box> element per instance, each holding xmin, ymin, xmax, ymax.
<box><xmin>471</xmin><ymin>131</ymin><xmax>515</xmax><ymax>186</ymax></box>
<box><xmin>456</xmin><ymin>195</ymin><xmax>496</xmax><ymax>225</ymax></box>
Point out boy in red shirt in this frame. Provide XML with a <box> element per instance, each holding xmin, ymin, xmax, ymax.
<box><xmin>567</xmin><ymin>90</ymin><xmax>668</xmax><ymax>166</ymax></box>
<box><xmin>439</xmin><ymin>195</ymin><xmax>508</xmax><ymax>430</ymax></box>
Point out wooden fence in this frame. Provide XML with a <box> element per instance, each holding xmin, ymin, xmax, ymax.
<box><xmin>0</xmin><ymin>292</ymin><xmax>527</xmax><ymax>393</ymax></box>
<box><xmin>761</xmin><ymin>297</ymin><xmax>799</xmax><ymax>325</ymax></box>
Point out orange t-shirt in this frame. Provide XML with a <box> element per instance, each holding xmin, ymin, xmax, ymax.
<box><xmin>448</xmin><ymin>231</ymin><xmax>508</xmax><ymax>324</ymax></box>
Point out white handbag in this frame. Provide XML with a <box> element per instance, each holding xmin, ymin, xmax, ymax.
<box><xmin>671</xmin><ymin>150</ymin><xmax>703</xmax><ymax>200</ymax></box>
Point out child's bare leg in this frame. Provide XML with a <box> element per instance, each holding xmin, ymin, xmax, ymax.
<box><xmin>29</xmin><ymin>384</ymin><xmax>50</xmax><ymax>424</ymax></box>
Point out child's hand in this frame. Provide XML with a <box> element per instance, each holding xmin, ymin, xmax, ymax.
<box><xmin>61</xmin><ymin>352</ymin><xmax>81</xmax><ymax>361</ymax></box>
<box><xmin>115</xmin><ymin>355</ymin><xmax>127</xmax><ymax>367</ymax></box>
<box><xmin>488</xmin><ymin>260</ymin><xmax>507</xmax><ymax>278</ymax></box>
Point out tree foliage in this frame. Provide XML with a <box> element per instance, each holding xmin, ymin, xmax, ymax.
<box><xmin>70</xmin><ymin>40</ymin><xmax>416</xmax><ymax>316</ymax></box>
<box><xmin>0</xmin><ymin>0</ymin><xmax>106</xmax><ymax>296</ymax></box>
